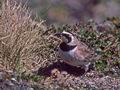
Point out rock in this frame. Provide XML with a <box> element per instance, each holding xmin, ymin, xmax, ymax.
<box><xmin>0</xmin><ymin>72</ymin><xmax>4</xmax><ymax>81</ymax></box>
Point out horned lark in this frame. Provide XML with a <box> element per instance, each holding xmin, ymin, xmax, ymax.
<box><xmin>54</xmin><ymin>31</ymin><xmax>94</xmax><ymax>72</ymax></box>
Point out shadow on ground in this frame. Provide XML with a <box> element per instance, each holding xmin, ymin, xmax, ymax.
<box><xmin>38</xmin><ymin>62</ymin><xmax>85</xmax><ymax>77</ymax></box>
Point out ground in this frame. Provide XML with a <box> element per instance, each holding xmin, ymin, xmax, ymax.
<box><xmin>0</xmin><ymin>1</ymin><xmax>120</xmax><ymax>90</ymax></box>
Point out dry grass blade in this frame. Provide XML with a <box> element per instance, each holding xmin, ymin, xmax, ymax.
<box><xmin>0</xmin><ymin>0</ymin><xmax>48</xmax><ymax>73</ymax></box>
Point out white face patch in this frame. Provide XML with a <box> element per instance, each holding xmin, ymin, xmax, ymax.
<box><xmin>62</xmin><ymin>31</ymin><xmax>72</xmax><ymax>35</ymax></box>
<box><xmin>62</xmin><ymin>31</ymin><xmax>75</xmax><ymax>45</ymax></box>
<box><xmin>67</xmin><ymin>35</ymin><xmax>74</xmax><ymax>45</ymax></box>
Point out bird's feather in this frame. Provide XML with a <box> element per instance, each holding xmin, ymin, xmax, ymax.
<box><xmin>74</xmin><ymin>41</ymin><xmax>94</xmax><ymax>62</ymax></box>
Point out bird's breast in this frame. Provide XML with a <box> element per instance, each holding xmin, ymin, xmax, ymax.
<box><xmin>58</xmin><ymin>47</ymin><xmax>82</xmax><ymax>66</ymax></box>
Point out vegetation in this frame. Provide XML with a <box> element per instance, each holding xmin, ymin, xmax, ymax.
<box><xmin>0</xmin><ymin>0</ymin><xmax>48</xmax><ymax>73</ymax></box>
<box><xmin>0</xmin><ymin>0</ymin><xmax>119</xmax><ymax>90</ymax></box>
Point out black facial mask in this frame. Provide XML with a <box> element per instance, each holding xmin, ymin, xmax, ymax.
<box><xmin>62</xmin><ymin>34</ymin><xmax>72</xmax><ymax>43</ymax></box>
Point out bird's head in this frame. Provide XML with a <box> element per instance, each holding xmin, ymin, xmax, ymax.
<box><xmin>54</xmin><ymin>31</ymin><xmax>76</xmax><ymax>46</ymax></box>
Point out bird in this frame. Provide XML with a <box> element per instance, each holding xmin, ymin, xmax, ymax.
<box><xmin>53</xmin><ymin>31</ymin><xmax>95</xmax><ymax>72</ymax></box>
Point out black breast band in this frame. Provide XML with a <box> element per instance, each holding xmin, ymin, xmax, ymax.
<box><xmin>60</xmin><ymin>42</ymin><xmax>77</xmax><ymax>51</ymax></box>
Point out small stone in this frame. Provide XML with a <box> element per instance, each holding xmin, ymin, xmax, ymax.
<box><xmin>11</xmin><ymin>78</ymin><xmax>19</xmax><ymax>85</ymax></box>
<box><xmin>5</xmin><ymin>80</ymin><xmax>14</xmax><ymax>86</ymax></box>
<box><xmin>61</xmin><ymin>71</ymin><xmax>68</xmax><ymax>76</ymax></box>
<box><xmin>51</xmin><ymin>68</ymin><xmax>60</xmax><ymax>78</ymax></box>
<box><xmin>0</xmin><ymin>72</ymin><xmax>4</xmax><ymax>81</ymax></box>
<box><xmin>28</xmin><ymin>87</ymin><xmax>34</xmax><ymax>90</ymax></box>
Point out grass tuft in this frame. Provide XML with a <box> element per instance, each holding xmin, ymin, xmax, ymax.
<box><xmin>0</xmin><ymin>0</ymin><xmax>48</xmax><ymax>74</ymax></box>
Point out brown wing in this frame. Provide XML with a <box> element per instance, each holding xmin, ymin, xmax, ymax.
<box><xmin>74</xmin><ymin>41</ymin><xmax>94</xmax><ymax>62</ymax></box>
